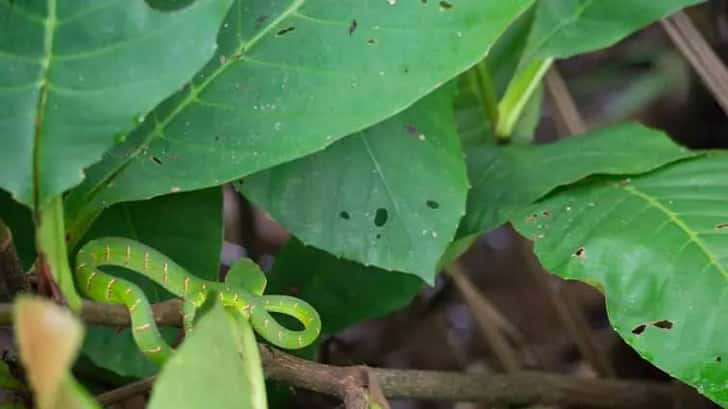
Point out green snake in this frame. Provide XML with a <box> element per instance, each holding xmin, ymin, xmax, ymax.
<box><xmin>74</xmin><ymin>237</ymin><xmax>321</xmax><ymax>365</ymax></box>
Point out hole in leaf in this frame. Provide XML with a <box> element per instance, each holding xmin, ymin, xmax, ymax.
<box><xmin>339</xmin><ymin>211</ymin><xmax>350</xmax><ymax>220</ymax></box>
<box><xmin>152</xmin><ymin>156</ymin><xmax>162</xmax><ymax>165</ymax></box>
<box><xmin>526</xmin><ymin>214</ymin><xmax>537</xmax><ymax>223</ymax></box>
<box><xmin>374</xmin><ymin>208</ymin><xmax>388</xmax><ymax>227</ymax></box>
<box><xmin>653</xmin><ymin>320</ymin><xmax>673</xmax><ymax>330</ymax></box>
<box><xmin>276</xmin><ymin>26</ymin><xmax>295</xmax><ymax>36</ymax></box>
<box><xmin>349</xmin><ymin>19</ymin><xmax>358</xmax><ymax>35</ymax></box>
<box><xmin>426</xmin><ymin>200</ymin><xmax>439</xmax><ymax>209</ymax></box>
<box><xmin>716</xmin><ymin>223</ymin><xmax>728</xmax><ymax>230</ymax></box>
<box><xmin>632</xmin><ymin>324</ymin><xmax>646</xmax><ymax>335</ymax></box>
<box><xmin>439</xmin><ymin>1</ymin><xmax>453</xmax><ymax>9</ymax></box>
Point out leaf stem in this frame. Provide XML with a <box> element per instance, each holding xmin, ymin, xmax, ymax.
<box><xmin>36</xmin><ymin>196</ymin><xmax>81</xmax><ymax>311</ymax></box>
<box><xmin>470</xmin><ymin>62</ymin><xmax>500</xmax><ymax>129</ymax></box>
<box><xmin>495</xmin><ymin>58</ymin><xmax>553</xmax><ymax>141</ymax></box>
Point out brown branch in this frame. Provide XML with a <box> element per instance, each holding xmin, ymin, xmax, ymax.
<box><xmin>4</xmin><ymin>300</ymin><xmax>671</xmax><ymax>408</ymax></box>
<box><xmin>260</xmin><ymin>346</ymin><xmax>673</xmax><ymax>409</ymax></box>
<box><xmin>661</xmin><ymin>10</ymin><xmax>728</xmax><ymax>117</ymax></box>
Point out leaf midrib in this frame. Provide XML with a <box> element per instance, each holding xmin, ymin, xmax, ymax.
<box><xmin>72</xmin><ymin>0</ymin><xmax>305</xmax><ymax>235</ymax></box>
<box><xmin>32</xmin><ymin>0</ymin><xmax>57</xmax><ymax>208</ymax></box>
<box><xmin>619</xmin><ymin>183</ymin><xmax>728</xmax><ymax>280</ymax></box>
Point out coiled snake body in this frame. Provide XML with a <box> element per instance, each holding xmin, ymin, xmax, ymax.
<box><xmin>75</xmin><ymin>237</ymin><xmax>321</xmax><ymax>365</ymax></box>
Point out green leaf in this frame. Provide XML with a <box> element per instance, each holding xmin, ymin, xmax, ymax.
<box><xmin>242</xmin><ymin>86</ymin><xmax>468</xmax><ymax>281</ymax></box>
<box><xmin>268</xmin><ymin>239</ymin><xmax>423</xmax><ymax>334</ymax></box>
<box><xmin>148</xmin><ymin>299</ymin><xmax>267</xmax><ymax>409</ymax></box>
<box><xmin>64</xmin><ymin>0</ymin><xmax>533</xmax><ymax>244</ymax></box>
<box><xmin>511</xmin><ymin>153</ymin><xmax>728</xmax><ymax>407</ymax></box>
<box><xmin>79</xmin><ymin>188</ymin><xmax>223</xmax><ymax>378</ymax></box>
<box><xmin>0</xmin><ymin>0</ymin><xmax>232</xmax><ymax>208</ymax></box>
<box><xmin>521</xmin><ymin>0</ymin><xmax>705</xmax><ymax>62</ymax></box>
<box><xmin>460</xmin><ymin>123</ymin><xmax>698</xmax><ymax>239</ymax></box>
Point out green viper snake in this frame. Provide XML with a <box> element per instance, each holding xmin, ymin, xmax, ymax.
<box><xmin>74</xmin><ymin>237</ymin><xmax>321</xmax><ymax>365</ymax></box>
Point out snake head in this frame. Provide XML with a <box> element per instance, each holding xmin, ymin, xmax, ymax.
<box><xmin>224</xmin><ymin>258</ymin><xmax>267</xmax><ymax>296</ymax></box>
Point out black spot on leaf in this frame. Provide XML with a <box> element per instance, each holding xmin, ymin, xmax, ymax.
<box><xmin>339</xmin><ymin>211</ymin><xmax>350</xmax><ymax>220</ymax></box>
<box><xmin>426</xmin><ymin>200</ymin><xmax>439</xmax><ymax>209</ymax></box>
<box><xmin>349</xmin><ymin>19</ymin><xmax>358</xmax><ymax>35</ymax></box>
<box><xmin>376</xmin><ymin>234</ymin><xmax>381</xmax><ymax>239</ymax></box>
<box><xmin>374</xmin><ymin>208</ymin><xmax>388</xmax><ymax>227</ymax></box>
<box><xmin>542</xmin><ymin>210</ymin><xmax>551</xmax><ymax>217</ymax></box>
<box><xmin>632</xmin><ymin>324</ymin><xmax>646</xmax><ymax>335</ymax></box>
<box><xmin>653</xmin><ymin>320</ymin><xmax>673</xmax><ymax>330</ymax></box>
<box><xmin>716</xmin><ymin>223</ymin><xmax>728</xmax><ymax>230</ymax></box>
<box><xmin>256</xmin><ymin>15</ymin><xmax>268</xmax><ymax>26</ymax></box>
<box><xmin>276</xmin><ymin>26</ymin><xmax>295</xmax><ymax>36</ymax></box>
<box><xmin>367</xmin><ymin>38</ymin><xmax>376</xmax><ymax>45</ymax></box>
<box><xmin>439</xmin><ymin>1</ymin><xmax>453</xmax><ymax>10</ymax></box>
<box><xmin>405</xmin><ymin>124</ymin><xmax>418</xmax><ymax>135</ymax></box>
<box><xmin>152</xmin><ymin>156</ymin><xmax>162</xmax><ymax>165</ymax></box>
<box><xmin>716</xmin><ymin>356</ymin><xmax>722</xmax><ymax>363</ymax></box>
<box><xmin>574</xmin><ymin>247</ymin><xmax>585</xmax><ymax>260</ymax></box>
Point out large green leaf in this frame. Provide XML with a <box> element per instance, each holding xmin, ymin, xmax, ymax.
<box><xmin>79</xmin><ymin>188</ymin><xmax>223</xmax><ymax>378</ymax></box>
<box><xmin>148</xmin><ymin>300</ymin><xmax>266</xmax><ymax>409</ymax></box>
<box><xmin>268</xmin><ymin>239</ymin><xmax>423</xmax><ymax>334</ymax></box>
<box><xmin>242</xmin><ymin>86</ymin><xmax>467</xmax><ymax>280</ymax></box>
<box><xmin>521</xmin><ymin>0</ymin><xmax>704</xmax><ymax>62</ymax></box>
<box><xmin>460</xmin><ymin>123</ymin><xmax>698</xmax><ymax>238</ymax></box>
<box><xmin>0</xmin><ymin>0</ymin><xmax>232</xmax><ymax>208</ymax></box>
<box><xmin>512</xmin><ymin>153</ymin><xmax>728</xmax><ymax>406</ymax></box>
<box><xmin>63</xmin><ymin>0</ymin><xmax>533</xmax><ymax>244</ymax></box>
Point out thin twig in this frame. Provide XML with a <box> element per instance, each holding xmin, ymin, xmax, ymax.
<box><xmin>445</xmin><ymin>263</ymin><xmax>522</xmax><ymax>372</ymax></box>
<box><xmin>96</xmin><ymin>376</ymin><xmax>156</xmax><ymax>406</ymax></box>
<box><xmin>661</xmin><ymin>10</ymin><xmax>728</xmax><ymax>116</ymax></box>
<box><xmin>545</xmin><ymin>65</ymin><xmax>587</xmax><ymax>135</ymax></box>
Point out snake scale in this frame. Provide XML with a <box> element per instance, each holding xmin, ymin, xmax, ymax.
<box><xmin>74</xmin><ymin>237</ymin><xmax>321</xmax><ymax>365</ymax></box>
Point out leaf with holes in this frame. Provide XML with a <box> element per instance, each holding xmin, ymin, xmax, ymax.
<box><xmin>520</xmin><ymin>0</ymin><xmax>705</xmax><ymax>63</ymax></box>
<box><xmin>460</xmin><ymin>122</ymin><xmax>698</xmax><ymax>239</ymax></box>
<box><xmin>0</xmin><ymin>0</ymin><xmax>232</xmax><ymax>208</ymax></box>
<box><xmin>63</xmin><ymin>0</ymin><xmax>533</xmax><ymax>244</ymax></box>
<box><xmin>512</xmin><ymin>153</ymin><xmax>728</xmax><ymax>406</ymax></box>
<box><xmin>268</xmin><ymin>238</ymin><xmax>422</xmax><ymax>334</ymax></box>
<box><xmin>241</xmin><ymin>86</ymin><xmax>467</xmax><ymax>281</ymax></box>
<box><xmin>78</xmin><ymin>188</ymin><xmax>222</xmax><ymax>378</ymax></box>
